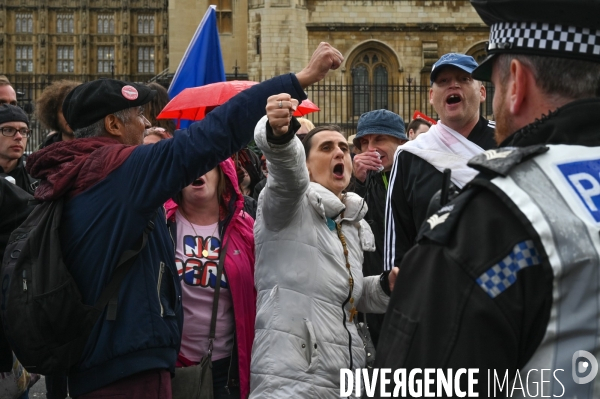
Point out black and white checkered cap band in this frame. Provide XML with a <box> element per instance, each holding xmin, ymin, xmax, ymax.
<box><xmin>488</xmin><ymin>22</ymin><xmax>600</xmax><ymax>58</ymax></box>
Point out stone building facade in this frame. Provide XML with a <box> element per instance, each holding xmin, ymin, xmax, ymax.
<box><xmin>171</xmin><ymin>1</ymin><xmax>489</xmax><ymax>81</ymax></box>
<box><xmin>0</xmin><ymin>0</ymin><xmax>491</xmax><ymax>138</ymax></box>
<box><xmin>247</xmin><ymin>1</ymin><xmax>489</xmax><ymax>82</ymax></box>
<box><xmin>0</xmin><ymin>0</ymin><xmax>168</xmax><ymax>100</ymax></box>
<box><xmin>0</xmin><ymin>0</ymin><xmax>168</xmax><ymax>145</ymax></box>
<box><xmin>172</xmin><ymin>0</ymin><xmax>491</xmax><ymax>131</ymax></box>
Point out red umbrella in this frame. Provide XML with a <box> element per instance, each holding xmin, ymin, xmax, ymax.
<box><xmin>157</xmin><ymin>80</ymin><xmax>259</xmax><ymax>123</ymax></box>
<box><xmin>293</xmin><ymin>99</ymin><xmax>320</xmax><ymax>117</ymax></box>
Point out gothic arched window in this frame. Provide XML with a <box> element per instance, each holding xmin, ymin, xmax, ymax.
<box><xmin>351</xmin><ymin>50</ymin><xmax>391</xmax><ymax>116</ymax></box>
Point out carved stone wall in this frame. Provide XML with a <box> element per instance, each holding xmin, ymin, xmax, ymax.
<box><xmin>171</xmin><ymin>0</ymin><xmax>488</xmax><ymax>82</ymax></box>
<box><xmin>247</xmin><ymin>0</ymin><xmax>308</xmax><ymax>80</ymax></box>
<box><xmin>299</xmin><ymin>0</ymin><xmax>490</xmax><ymax>84</ymax></box>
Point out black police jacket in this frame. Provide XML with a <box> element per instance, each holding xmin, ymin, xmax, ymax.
<box><xmin>374</xmin><ymin>98</ymin><xmax>600</xmax><ymax>397</ymax></box>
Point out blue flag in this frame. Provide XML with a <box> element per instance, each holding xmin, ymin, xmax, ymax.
<box><xmin>169</xmin><ymin>5</ymin><xmax>226</xmax><ymax>128</ymax></box>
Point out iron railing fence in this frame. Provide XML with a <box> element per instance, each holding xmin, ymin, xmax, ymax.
<box><xmin>304</xmin><ymin>78</ymin><xmax>495</xmax><ymax>137</ymax></box>
<box><xmin>6</xmin><ymin>74</ymin><xmax>494</xmax><ymax>150</ymax></box>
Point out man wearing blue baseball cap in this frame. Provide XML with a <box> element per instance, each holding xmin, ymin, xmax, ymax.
<box><xmin>375</xmin><ymin>0</ymin><xmax>600</xmax><ymax>397</ymax></box>
<box><xmin>382</xmin><ymin>53</ymin><xmax>496</xmax><ymax>272</ymax></box>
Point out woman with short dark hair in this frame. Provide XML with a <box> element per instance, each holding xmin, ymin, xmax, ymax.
<box><xmin>249</xmin><ymin>95</ymin><xmax>397</xmax><ymax>398</ymax></box>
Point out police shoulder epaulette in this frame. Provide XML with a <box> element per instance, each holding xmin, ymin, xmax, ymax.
<box><xmin>467</xmin><ymin>144</ymin><xmax>549</xmax><ymax>177</ymax></box>
<box><xmin>417</xmin><ymin>187</ymin><xmax>478</xmax><ymax>245</ymax></box>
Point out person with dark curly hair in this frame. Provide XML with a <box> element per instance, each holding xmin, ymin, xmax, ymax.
<box><xmin>144</xmin><ymin>82</ymin><xmax>176</xmax><ymax>134</ymax></box>
<box><xmin>35</xmin><ymin>80</ymin><xmax>80</xmax><ymax>148</ymax></box>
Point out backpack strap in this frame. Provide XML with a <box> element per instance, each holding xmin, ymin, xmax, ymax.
<box><xmin>95</xmin><ymin>210</ymin><xmax>158</xmax><ymax>321</ymax></box>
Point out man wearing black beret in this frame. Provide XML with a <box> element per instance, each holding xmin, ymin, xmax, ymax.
<box><xmin>375</xmin><ymin>1</ymin><xmax>600</xmax><ymax>397</ymax></box>
<box><xmin>0</xmin><ymin>104</ymin><xmax>37</xmax><ymax>195</ymax></box>
<box><xmin>25</xmin><ymin>42</ymin><xmax>344</xmax><ymax>398</ymax></box>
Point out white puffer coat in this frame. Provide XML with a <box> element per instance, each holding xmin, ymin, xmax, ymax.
<box><xmin>250</xmin><ymin>116</ymin><xmax>390</xmax><ymax>398</ymax></box>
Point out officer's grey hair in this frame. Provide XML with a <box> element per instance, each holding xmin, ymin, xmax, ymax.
<box><xmin>74</xmin><ymin>108</ymin><xmax>135</xmax><ymax>139</ymax></box>
<box><xmin>495</xmin><ymin>53</ymin><xmax>600</xmax><ymax>101</ymax></box>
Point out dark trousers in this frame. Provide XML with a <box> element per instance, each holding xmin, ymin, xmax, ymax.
<box><xmin>74</xmin><ymin>369</ymin><xmax>171</xmax><ymax>399</ymax></box>
<box><xmin>212</xmin><ymin>356</ymin><xmax>240</xmax><ymax>399</ymax></box>
<box><xmin>46</xmin><ymin>374</ymin><xmax>68</xmax><ymax>399</ymax></box>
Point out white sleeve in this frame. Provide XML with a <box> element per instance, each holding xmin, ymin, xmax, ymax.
<box><xmin>254</xmin><ymin>115</ymin><xmax>310</xmax><ymax>231</ymax></box>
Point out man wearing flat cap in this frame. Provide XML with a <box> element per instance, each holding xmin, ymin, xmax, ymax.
<box><xmin>375</xmin><ymin>1</ymin><xmax>600</xmax><ymax>397</ymax></box>
<box><xmin>382</xmin><ymin>53</ymin><xmax>495</xmax><ymax>273</ymax></box>
<box><xmin>351</xmin><ymin>109</ymin><xmax>406</xmax><ymax>345</ymax></box>
<box><xmin>25</xmin><ymin>42</ymin><xmax>344</xmax><ymax>398</ymax></box>
<box><xmin>0</xmin><ymin>104</ymin><xmax>37</xmax><ymax>195</ymax></box>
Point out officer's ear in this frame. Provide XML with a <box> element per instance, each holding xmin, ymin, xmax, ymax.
<box><xmin>509</xmin><ymin>59</ymin><xmax>533</xmax><ymax>116</ymax></box>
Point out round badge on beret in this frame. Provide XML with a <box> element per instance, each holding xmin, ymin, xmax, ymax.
<box><xmin>121</xmin><ymin>85</ymin><xmax>139</xmax><ymax>100</ymax></box>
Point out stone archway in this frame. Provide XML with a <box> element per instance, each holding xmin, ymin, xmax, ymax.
<box><xmin>465</xmin><ymin>41</ymin><xmax>488</xmax><ymax>64</ymax></box>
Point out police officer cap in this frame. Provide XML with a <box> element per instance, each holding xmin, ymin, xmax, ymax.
<box><xmin>62</xmin><ymin>79</ymin><xmax>156</xmax><ymax>131</ymax></box>
<box><xmin>471</xmin><ymin>0</ymin><xmax>600</xmax><ymax>81</ymax></box>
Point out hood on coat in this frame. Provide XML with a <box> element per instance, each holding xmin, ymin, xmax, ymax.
<box><xmin>307</xmin><ymin>182</ymin><xmax>369</xmax><ymax>223</ymax></box>
<box><xmin>165</xmin><ymin>157</ymin><xmax>244</xmax><ymax>223</ymax></box>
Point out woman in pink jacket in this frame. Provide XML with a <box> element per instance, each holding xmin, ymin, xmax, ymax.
<box><xmin>165</xmin><ymin>157</ymin><xmax>256</xmax><ymax>399</ymax></box>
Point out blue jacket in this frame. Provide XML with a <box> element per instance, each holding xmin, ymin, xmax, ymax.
<box><xmin>26</xmin><ymin>74</ymin><xmax>306</xmax><ymax>396</ymax></box>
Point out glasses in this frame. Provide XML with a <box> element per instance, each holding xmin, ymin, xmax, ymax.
<box><xmin>1</xmin><ymin>127</ymin><xmax>31</xmax><ymax>138</ymax></box>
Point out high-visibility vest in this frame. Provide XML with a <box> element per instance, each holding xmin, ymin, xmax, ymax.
<box><xmin>486</xmin><ymin>145</ymin><xmax>600</xmax><ymax>398</ymax></box>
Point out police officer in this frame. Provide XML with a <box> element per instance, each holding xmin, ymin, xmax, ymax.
<box><xmin>375</xmin><ymin>0</ymin><xmax>600</xmax><ymax>397</ymax></box>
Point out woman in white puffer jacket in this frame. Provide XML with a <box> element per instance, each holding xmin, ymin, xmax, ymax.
<box><xmin>250</xmin><ymin>94</ymin><xmax>398</xmax><ymax>399</ymax></box>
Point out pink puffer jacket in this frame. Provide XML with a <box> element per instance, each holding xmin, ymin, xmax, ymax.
<box><xmin>165</xmin><ymin>157</ymin><xmax>256</xmax><ymax>399</ymax></box>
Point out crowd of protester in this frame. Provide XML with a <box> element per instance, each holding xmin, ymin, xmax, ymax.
<box><xmin>1</xmin><ymin>0</ymin><xmax>600</xmax><ymax>397</ymax></box>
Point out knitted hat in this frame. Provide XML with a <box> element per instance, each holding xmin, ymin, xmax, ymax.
<box><xmin>0</xmin><ymin>104</ymin><xmax>29</xmax><ymax>127</ymax></box>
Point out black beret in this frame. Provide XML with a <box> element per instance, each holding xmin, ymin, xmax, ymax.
<box><xmin>0</xmin><ymin>104</ymin><xmax>29</xmax><ymax>127</ymax></box>
<box><xmin>63</xmin><ymin>79</ymin><xmax>156</xmax><ymax>130</ymax></box>
<box><xmin>471</xmin><ymin>0</ymin><xmax>600</xmax><ymax>81</ymax></box>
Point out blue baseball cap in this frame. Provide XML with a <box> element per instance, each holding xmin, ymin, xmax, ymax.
<box><xmin>430</xmin><ymin>53</ymin><xmax>479</xmax><ymax>85</ymax></box>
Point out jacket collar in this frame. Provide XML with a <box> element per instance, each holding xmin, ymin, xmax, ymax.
<box><xmin>307</xmin><ymin>182</ymin><xmax>368</xmax><ymax>223</ymax></box>
<box><xmin>500</xmin><ymin>97</ymin><xmax>600</xmax><ymax>148</ymax></box>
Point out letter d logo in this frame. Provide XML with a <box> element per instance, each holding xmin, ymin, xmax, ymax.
<box><xmin>572</xmin><ymin>350</ymin><xmax>599</xmax><ymax>384</ymax></box>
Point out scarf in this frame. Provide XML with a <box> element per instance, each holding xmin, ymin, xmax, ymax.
<box><xmin>396</xmin><ymin>121</ymin><xmax>485</xmax><ymax>188</ymax></box>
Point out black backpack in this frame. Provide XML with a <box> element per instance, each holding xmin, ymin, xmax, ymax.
<box><xmin>0</xmin><ymin>198</ymin><xmax>155</xmax><ymax>374</ymax></box>
<box><xmin>0</xmin><ymin>176</ymin><xmax>36</xmax><ymax>372</ymax></box>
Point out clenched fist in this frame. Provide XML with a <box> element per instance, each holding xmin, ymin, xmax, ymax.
<box><xmin>266</xmin><ymin>94</ymin><xmax>299</xmax><ymax>136</ymax></box>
